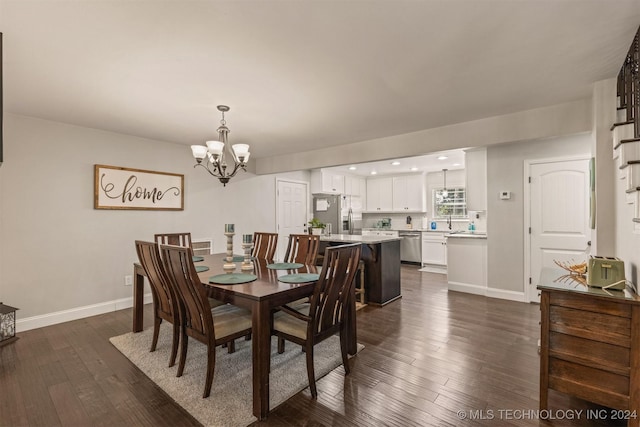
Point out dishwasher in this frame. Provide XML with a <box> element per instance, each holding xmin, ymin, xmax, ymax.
<box><xmin>399</xmin><ymin>231</ymin><xmax>422</xmax><ymax>263</ymax></box>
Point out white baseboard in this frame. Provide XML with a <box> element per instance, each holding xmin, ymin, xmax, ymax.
<box><xmin>486</xmin><ymin>287</ymin><xmax>526</xmax><ymax>302</ymax></box>
<box><xmin>447</xmin><ymin>281</ymin><xmax>486</xmax><ymax>296</ymax></box>
<box><xmin>17</xmin><ymin>293</ymin><xmax>153</xmax><ymax>333</ymax></box>
<box><xmin>419</xmin><ymin>265</ymin><xmax>447</xmax><ymax>274</ymax></box>
<box><xmin>448</xmin><ymin>282</ymin><xmax>526</xmax><ymax>302</ymax></box>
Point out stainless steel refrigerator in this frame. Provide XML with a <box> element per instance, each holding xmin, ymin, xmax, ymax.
<box><xmin>312</xmin><ymin>194</ymin><xmax>362</xmax><ymax>235</ymax></box>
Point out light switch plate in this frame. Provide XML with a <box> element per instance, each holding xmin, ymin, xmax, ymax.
<box><xmin>500</xmin><ymin>191</ymin><xmax>511</xmax><ymax>200</ymax></box>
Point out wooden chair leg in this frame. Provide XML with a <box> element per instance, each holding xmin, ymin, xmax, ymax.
<box><xmin>278</xmin><ymin>337</ymin><xmax>285</xmax><ymax>354</ymax></box>
<box><xmin>245</xmin><ymin>333</ymin><xmax>252</xmax><ymax>341</ymax></box>
<box><xmin>177</xmin><ymin>330</ymin><xmax>188</xmax><ymax>377</ymax></box>
<box><xmin>203</xmin><ymin>344</ymin><xmax>215</xmax><ymax>398</ymax></box>
<box><xmin>150</xmin><ymin>316</ymin><xmax>161</xmax><ymax>352</ymax></box>
<box><xmin>305</xmin><ymin>343</ymin><xmax>317</xmax><ymax>399</ymax></box>
<box><xmin>227</xmin><ymin>339</ymin><xmax>236</xmax><ymax>354</ymax></box>
<box><xmin>169</xmin><ymin>322</ymin><xmax>180</xmax><ymax>367</ymax></box>
<box><xmin>340</xmin><ymin>327</ymin><xmax>350</xmax><ymax>375</ymax></box>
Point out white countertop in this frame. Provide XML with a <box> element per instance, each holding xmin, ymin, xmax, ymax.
<box><xmin>320</xmin><ymin>234</ymin><xmax>402</xmax><ymax>244</ymax></box>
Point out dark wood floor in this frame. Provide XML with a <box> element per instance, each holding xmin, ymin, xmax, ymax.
<box><xmin>0</xmin><ymin>266</ymin><xmax>627</xmax><ymax>426</ymax></box>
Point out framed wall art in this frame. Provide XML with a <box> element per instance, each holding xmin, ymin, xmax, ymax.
<box><xmin>94</xmin><ymin>164</ymin><xmax>184</xmax><ymax>210</ymax></box>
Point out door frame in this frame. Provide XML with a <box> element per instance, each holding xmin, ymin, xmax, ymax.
<box><xmin>523</xmin><ymin>154</ymin><xmax>591</xmax><ymax>302</ymax></box>
<box><xmin>275</xmin><ymin>177</ymin><xmax>310</xmax><ymax>257</ymax></box>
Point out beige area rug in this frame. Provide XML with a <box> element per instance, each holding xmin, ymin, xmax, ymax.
<box><xmin>110</xmin><ymin>323</ymin><xmax>357</xmax><ymax>427</ymax></box>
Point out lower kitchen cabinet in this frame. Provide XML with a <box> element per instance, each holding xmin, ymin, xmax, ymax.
<box><xmin>421</xmin><ymin>232</ymin><xmax>447</xmax><ymax>273</ymax></box>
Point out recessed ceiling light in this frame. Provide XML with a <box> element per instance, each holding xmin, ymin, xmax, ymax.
<box><xmin>452</xmin><ymin>163</ymin><xmax>460</xmax><ymax>167</ymax></box>
<box><xmin>370</xmin><ymin>171</ymin><xmax>377</xmax><ymax>175</ymax></box>
<box><xmin>410</xmin><ymin>167</ymin><xmax>418</xmax><ymax>172</ymax></box>
<box><xmin>437</xmin><ymin>156</ymin><xmax>448</xmax><ymax>160</ymax></box>
<box><xmin>391</xmin><ymin>161</ymin><xmax>401</xmax><ymax>166</ymax></box>
<box><xmin>348</xmin><ymin>166</ymin><xmax>357</xmax><ymax>170</ymax></box>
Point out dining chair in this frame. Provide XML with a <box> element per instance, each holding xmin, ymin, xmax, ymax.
<box><xmin>134</xmin><ymin>240</ymin><xmax>181</xmax><ymax>367</ymax></box>
<box><xmin>154</xmin><ymin>232</ymin><xmax>193</xmax><ymax>249</ymax></box>
<box><xmin>160</xmin><ymin>243</ymin><xmax>253</xmax><ymax>398</ymax></box>
<box><xmin>252</xmin><ymin>232</ymin><xmax>278</xmax><ymax>260</ymax></box>
<box><xmin>155</xmin><ymin>232</ymin><xmax>226</xmax><ymax>309</ymax></box>
<box><xmin>272</xmin><ymin>242</ymin><xmax>361</xmax><ymax>398</ymax></box>
<box><xmin>283</xmin><ymin>234</ymin><xmax>320</xmax><ymax>265</ymax></box>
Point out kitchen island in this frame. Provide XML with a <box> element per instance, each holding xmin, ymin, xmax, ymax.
<box><xmin>320</xmin><ymin>234</ymin><xmax>401</xmax><ymax>306</ymax></box>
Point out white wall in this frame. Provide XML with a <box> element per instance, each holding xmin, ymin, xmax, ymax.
<box><xmin>486</xmin><ymin>133</ymin><xmax>592</xmax><ymax>293</ymax></box>
<box><xmin>0</xmin><ymin>114</ymin><xmax>307</xmax><ymax>330</ymax></box>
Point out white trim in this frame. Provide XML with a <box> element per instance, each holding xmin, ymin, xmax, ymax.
<box><xmin>447</xmin><ymin>281</ymin><xmax>486</xmax><ymax>296</ymax></box>
<box><xmin>448</xmin><ymin>282</ymin><xmax>526</xmax><ymax>302</ymax></box>
<box><xmin>17</xmin><ymin>293</ymin><xmax>153</xmax><ymax>332</ymax></box>
<box><xmin>419</xmin><ymin>265</ymin><xmax>447</xmax><ymax>274</ymax></box>
<box><xmin>523</xmin><ymin>154</ymin><xmax>590</xmax><ymax>302</ymax></box>
<box><xmin>486</xmin><ymin>287</ymin><xmax>526</xmax><ymax>302</ymax></box>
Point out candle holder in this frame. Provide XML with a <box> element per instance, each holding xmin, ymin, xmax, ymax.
<box><xmin>241</xmin><ymin>234</ymin><xmax>254</xmax><ymax>271</ymax></box>
<box><xmin>223</xmin><ymin>231</ymin><xmax>236</xmax><ymax>273</ymax></box>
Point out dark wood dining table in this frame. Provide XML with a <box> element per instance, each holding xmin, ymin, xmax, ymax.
<box><xmin>132</xmin><ymin>253</ymin><xmax>357</xmax><ymax>420</ymax></box>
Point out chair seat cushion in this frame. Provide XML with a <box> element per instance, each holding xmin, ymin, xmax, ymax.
<box><xmin>208</xmin><ymin>298</ymin><xmax>225</xmax><ymax>308</ymax></box>
<box><xmin>211</xmin><ymin>304</ymin><xmax>252</xmax><ymax>338</ymax></box>
<box><xmin>273</xmin><ymin>305</ymin><xmax>310</xmax><ymax>340</ymax></box>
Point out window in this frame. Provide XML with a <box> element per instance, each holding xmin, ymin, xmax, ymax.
<box><xmin>433</xmin><ymin>187</ymin><xmax>467</xmax><ymax>219</ymax></box>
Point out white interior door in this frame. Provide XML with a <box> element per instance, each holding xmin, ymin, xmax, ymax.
<box><xmin>276</xmin><ymin>179</ymin><xmax>308</xmax><ymax>261</ymax></box>
<box><xmin>528</xmin><ymin>158</ymin><xmax>591</xmax><ymax>302</ymax></box>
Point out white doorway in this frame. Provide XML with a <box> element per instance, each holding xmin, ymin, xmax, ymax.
<box><xmin>276</xmin><ymin>179</ymin><xmax>309</xmax><ymax>261</ymax></box>
<box><xmin>525</xmin><ymin>156</ymin><xmax>591</xmax><ymax>302</ymax></box>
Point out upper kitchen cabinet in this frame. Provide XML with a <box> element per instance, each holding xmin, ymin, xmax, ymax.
<box><xmin>366</xmin><ymin>177</ymin><xmax>393</xmax><ymax>211</ymax></box>
<box><xmin>465</xmin><ymin>148</ymin><xmax>487</xmax><ymax>211</ymax></box>
<box><xmin>392</xmin><ymin>174</ymin><xmax>426</xmax><ymax>212</ymax></box>
<box><xmin>310</xmin><ymin>169</ymin><xmax>345</xmax><ymax>194</ymax></box>
<box><xmin>344</xmin><ymin>175</ymin><xmax>366</xmax><ymax>197</ymax></box>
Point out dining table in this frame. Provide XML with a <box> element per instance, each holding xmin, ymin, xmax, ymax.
<box><xmin>132</xmin><ymin>253</ymin><xmax>358</xmax><ymax>420</ymax></box>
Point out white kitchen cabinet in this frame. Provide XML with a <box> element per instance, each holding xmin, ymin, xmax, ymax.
<box><xmin>311</xmin><ymin>169</ymin><xmax>345</xmax><ymax>194</ymax></box>
<box><xmin>421</xmin><ymin>232</ymin><xmax>447</xmax><ymax>266</ymax></box>
<box><xmin>392</xmin><ymin>174</ymin><xmax>425</xmax><ymax>212</ymax></box>
<box><xmin>465</xmin><ymin>148</ymin><xmax>487</xmax><ymax>211</ymax></box>
<box><xmin>366</xmin><ymin>177</ymin><xmax>393</xmax><ymax>211</ymax></box>
<box><xmin>344</xmin><ymin>175</ymin><xmax>366</xmax><ymax>197</ymax></box>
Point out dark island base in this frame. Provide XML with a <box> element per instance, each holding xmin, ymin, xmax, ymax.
<box><xmin>321</xmin><ymin>239</ymin><xmax>401</xmax><ymax>306</ymax></box>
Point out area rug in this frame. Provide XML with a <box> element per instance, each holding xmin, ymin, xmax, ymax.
<box><xmin>110</xmin><ymin>323</ymin><xmax>357</xmax><ymax>426</ymax></box>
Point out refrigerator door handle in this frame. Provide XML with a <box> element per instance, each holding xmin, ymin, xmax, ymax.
<box><xmin>348</xmin><ymin>207</ymin><xmax>353</xmax><ymax>234</ymax></box>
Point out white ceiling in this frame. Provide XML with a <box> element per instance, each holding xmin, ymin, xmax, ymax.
<box><xmin>325</xmin><ymin>148</ymin><xmax>466</xmax><ymax>177</ymax></box>
<box><xmin>2</xmin><ymin>1</ymin><xmax>640</xmax><ymax>163</ymax></box>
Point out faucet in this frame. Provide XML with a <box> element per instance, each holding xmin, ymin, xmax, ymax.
<box><xmin>447</xmin><ymin>215</ymin><xmax>452</xmax><ymax>230</ymax></box>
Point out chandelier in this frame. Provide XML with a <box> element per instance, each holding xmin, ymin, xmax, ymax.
<box><xmin>190</xmin><ymin>105</ymin><xmax>250</xmax><ymax>186</ymax></box>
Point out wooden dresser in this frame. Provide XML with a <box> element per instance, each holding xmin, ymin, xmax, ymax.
<box><xmin>538</xmin><ymin>268</ymin><xmax>640</xmax><ymax>426</ymax></box>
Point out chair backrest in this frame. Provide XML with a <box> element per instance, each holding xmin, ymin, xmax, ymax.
<box><xmin>308</xmin><ymin>243</ymin><xmax>361</xmax><ymax>340</ymax></box>
<box><xmin>252</xmin><ymin>232</ymin><xmax>278</xmax><ymax>260</ymax></box>
<box><xmin>283</xmin><ymin>234</ymin><xmax>320</xmax><ymax>264</ymax></box>
<box><xmin>160</xmin><ymin>244</ymin><xmax>214</xmax><ymax>342</ymax></box>
<box><xmin>135</xmin><ymin>240</ymin><xmax>178</xmax><ymax>320</ymax></box>
<box><xmin>155</xmin><ymin>232</ymin><xmax>193</xmax><ymax>249</ymax></box>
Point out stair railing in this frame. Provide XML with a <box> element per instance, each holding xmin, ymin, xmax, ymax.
<box><xmin>616</xmin><ymin>27</ymin><xmax>640</xmax><ymax>139</ymax></box>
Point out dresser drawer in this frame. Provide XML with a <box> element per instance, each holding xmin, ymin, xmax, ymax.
<box><xmin>550</xmin><ymin>305</ymin><xmax>631</xmax><ymax>347</ymax></box>
<box><xmin>549</xmin><ymin>331</ymin><xmax>630</xmax><ymax>375</ymax></box>
<box><xmin>549</xmin><ymin>358</ymin><xmax>629</xmax><ymax>410</ymax></box>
